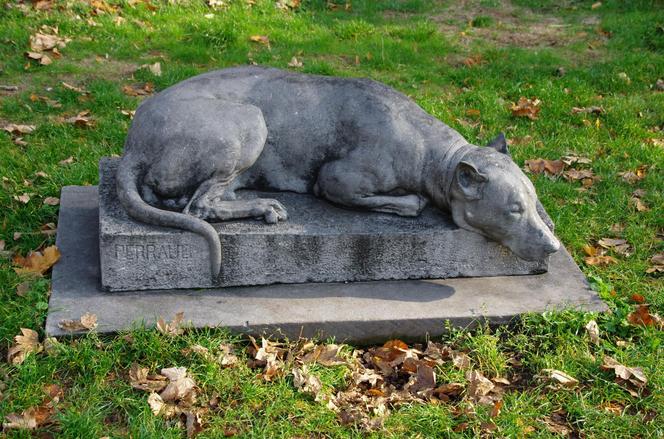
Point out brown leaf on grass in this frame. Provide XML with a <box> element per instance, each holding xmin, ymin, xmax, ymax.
<box><xmin>3</xmin><ymin>384</ymin><xmax>62</xmax><ymax>430</ymax></box>
<box><xmin>7</xmin><ymin>328</ymin><xmax>42</xmax><ymax>365</ymax></box>
<box><xmin>140</xmin><ymin>62</ymin><xmax>162</xmax><ymax>76</ymax></box>
<box><xmin>463</xmin><ymin>54</ymin><xmax>483</xmax><ymax>67</ymax></box>
<box><xmin>585</xmin><ymin>320</ymin><xmax>600</xmax><ymax>345</ymax></box>
<box><xmin>292</xmin><ymin>365</ymin><xmax>323</xmax><ymax>399</ymax></box>
<box><xmin>540</xmin><ymin>369</ymin><xmax>579</xmax><ymax>388</ymax></box>
<box><xmin>276</xmin><ymin>0</ymin><xmax>301</xmax><ymax>10</ymax></box>
<box><xmin>646</xmin><ymin>253</ymin><xmax>664</xmax><ymax>274</ymax></box>
<box><xmin>543</xmin><ymin>411</ymin><xmax>573</xmax><ymax>436</ymax></box>
<box><xmin>14</xmin><ymin>193</ymin><xmax>31</xmax><ymax>204</ymax></box>
<box><xmin>129</xmin><ymin>363</ymin><xmax>168</xmax><ymax>393</ymax></box>
<box><xmin>57</xmin><ymin>312</ymin><xmax>98</xmax><ymax>332</ymax></box>
<box><xmin>287</xmin><ymin>56</ymin><xmax>303</xmax><ymax>68</ymax></box>
<box><xmin>629</xmin><ymin>196</ymin><xmax>649</xmax><ymax>212</ymax></box>
<box><xmin>248</xmin><ymin>336</ymin><xmax>288</xmax><ymax>381</ymax></box>
<box><xmin>61</xmin><ymin>82</ymin><xmax>88</xmax><ymax>94</ymax></box>
<box><xmin>218</xmin><ymin>343</ymin><xmax>239</xmax><ymax>367</ymax></box>
<box><xmin>59</xmin><ymin>156</ymin><xmax>75</xmax><ymax>166</ymax></box>
<box><xmin>618</xmin><ymin>166</ymin><xmax>647</xmax><ymax>184</ymax></box>
<box><xmin>249</xmin><ymin>35</ymin><xmax>270</xmax><ymax>46</ymax></box>
<box><xmin>601</xmin><ymin>356</ymin><xmax>647</xmax><ymax>397</ymax></box>
<box><xmin>563</xmin><ymin>168</ymin><xmax>598</xmax><ymax>187</ymax></box>
<box><xmin>510</xmin><ymin>97</ymin><xmax>541</xmax><ymax>120</ymax></box>
<box><xmin>598</xmin><ymin>238</ymin><xmax>632</xmax><ymax>256</ymax></box>
<box><xmin>30</xmin><ymin>28</ymin><xmax>70</xmax><ymax>52</ymax></box>
<box><xmin>30</xmin><ymin>93</ymin><xmax>61</xmax><ymax>108</ymax></box>
<box><xmin>585</xmin><ymin>255</ymin><xmax>617</xmax><ymax>266</ymax></box>
<box><xmin>156</xmin><ymin>312</ymin><xmax>185</xmax><ymax>336</ymax></box>
<box><xmin>60</xmin><ymin>110</ymin><xmax>95</xmax><ymax>128</ymax></box>
<box><xmin>465</xmin><ymin>109</ymin><xmax>481</xmax><ymax>118</ymax></box>
<box><xmin>43</xmin><ymin>197</ymin><xmax>59</xmax><ymax>206</ymax></box>
<box><xmin>16</xmin><ymin>281</ymin><xmax>31</xmax><ymax>297</ymax></box>
<box><xmin>13</xmin><ymin>245</ymin><xmax>60</xmax><ymax>275</ymax></box>
<box><xmin>160</xmin><ymin>367</ymin><xmax>197</xmax><ymax>404</ymax></box>
<box><xmin>561</xmin><ymin>154</ymin><xmax>592</xmax><ymax>166</ymax></box>
<box><xmin>432</xmin><ymin>383</ymin><xmax>464</xmax><ymax>401</ymax></box>
<box><xmin>3</xmin><ymin>124</ymin><xmax>36</xmax><ymax>135</ymax></box>
<box><xmin>466</xmin><ymin>370</ymin><xmax>495</xmax><ymax>404</ymax></box>
<box><xmin>301</xmin><ymin>343</ymin><xmax>346</xmax><ymax>366</ymax></box>
<box><xmin>451</xmin><ymin>351</ymin><xmax>471</xmax><ymax>369</ymax></box>
<box><xmin>123</xmin><ymin>82</ymin><xmax>154</xmax><ymax>96</ymax></box>
<box><xmin>404</xmin><ymin>363</ymin><xmax>436</xmax><ymax>397</ymax></box>
<box><xmin>524</xmin><ymin>158</ymin><xmax>564</xmax><ymax>176</ymax></box>
<box><xmin>571</xmin><ymin>106</ymin><xmax>604</xmax><ymax>115</ymax></box>
<box><xmin>627</xmin><ymin>305</ymin><xmax>663</xmax><ymax>329</ymax></box>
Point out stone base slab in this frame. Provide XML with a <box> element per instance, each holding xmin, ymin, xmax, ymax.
<box><xmin>45</xmin><ymin>186</ymin><xmax>607</xmax><ymax>343</ymax></box>
<box><xmin>99</xmin><ymin>158</ymin><xmax>550</xmax><ymax>291</ymax></box>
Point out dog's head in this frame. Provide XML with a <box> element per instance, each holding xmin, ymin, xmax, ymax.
<box><xmin>447</xmin><ymin>134</ymin><xmax>560</xmax><ymax>261</ymax></box>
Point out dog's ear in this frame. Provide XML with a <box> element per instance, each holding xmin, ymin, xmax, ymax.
<box><xmin>454</xmin><ymin>161</ymin><xmax>487</xmax><ymax>200</ymax></box>
<box><xmin>488</xmin><ymin>132</ymin><xmax>509</xmax><ymax>155</ymax></box>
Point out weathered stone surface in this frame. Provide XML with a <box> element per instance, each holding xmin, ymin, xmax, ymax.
<box><xmin>100</xmin><ymin>158</ymin><xmax>549</xmax><ymax>291</ymax></box>
<box><xmin>46</xmin><ymin>186</ymin><xmax>606</xmax><ymax>342</ymax></box>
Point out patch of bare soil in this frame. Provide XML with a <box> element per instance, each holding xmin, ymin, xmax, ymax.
<box><xmin>77</xmin><ymin>56</ymin><xmax>139</xmax><ymax>81</ymax></box>
<box><xmin>429</xmin><ymin>0</ymin><xmax>587</xmax><ymax>49</ymax></box>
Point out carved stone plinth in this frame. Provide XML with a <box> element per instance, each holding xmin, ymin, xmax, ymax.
<box><xmin>99</xmin><ymin>158</ymin><xmax>549</xmax><ymax>292</ymax></box>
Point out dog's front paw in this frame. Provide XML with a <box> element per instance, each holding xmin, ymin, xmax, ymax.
<box><xmin>397</xmin><ymin>195</ymin><xmax>428</xmax><ymax>217</ymax></box>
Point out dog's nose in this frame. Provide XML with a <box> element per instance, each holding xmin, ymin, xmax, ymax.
<box><xmin>543</xmin><ymin>236</ymin><xmax>560</xmax><ymax>254</ymax></box>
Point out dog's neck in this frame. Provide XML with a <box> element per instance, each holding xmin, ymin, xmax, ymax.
<box><xmin>423</xmin><ymin>140</ymin><xmax>475</xmax><ymax>211</ymax></box>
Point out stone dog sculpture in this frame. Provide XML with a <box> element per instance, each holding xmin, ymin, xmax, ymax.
<box><xmin>117</xmin><ymin>66</ymin><xmax>559</xmax><ymax>279</ymax></box>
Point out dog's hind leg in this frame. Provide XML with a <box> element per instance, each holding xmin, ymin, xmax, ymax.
<box><xmin>185</xmin><ymin>178</ymin><xmax>288</xmax><ymax>224</ymax></box>
<box><xmin>315</xmin><ymin>159</ymin><xmax>428</xmax><ymax>217</ymax></box>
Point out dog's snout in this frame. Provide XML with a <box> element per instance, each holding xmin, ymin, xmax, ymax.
<box><xmin>543</xmin><ymin>236</ymin><xmax>560</xmax><ymax>254</ymax></box>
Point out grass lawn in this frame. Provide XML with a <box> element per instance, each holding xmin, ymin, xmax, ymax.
<box><xmin>1</xmin><ymin>0</ymin><xmax>663</xmax><ymax>437</ymax></box>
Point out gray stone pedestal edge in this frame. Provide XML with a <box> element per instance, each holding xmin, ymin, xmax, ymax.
<box><xmin>45</xmin><ymin>186</ymin><xmax>607</xmax><ymax>343</ymax></box>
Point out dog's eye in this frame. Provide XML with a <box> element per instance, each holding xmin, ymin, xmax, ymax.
<box><xmin>509</xmin><ymin>204</ymin><xmax>524</xmax><ymax>214</ymax></box>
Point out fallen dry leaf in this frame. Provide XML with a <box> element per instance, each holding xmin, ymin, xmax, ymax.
<box><xmin>123</xmin><ymin>82</ymin><xmax>154</xmax><ymax>96</ymax></box>
<box><xmin>7</xmin><ymin>328</ymin><xmax>42</xmax><ymax>365</ymax></box>
<box><xmin>524</xmin><ymin>158</ymin><xmax>564</xmax><ymax>176</ymax></box>
<box><xmin>14</xmin><ymin>193</ymin><xmax>31</xmax><ymax>204</ymax></box>
<box><xmin>466</xmin><ymin>370</ymin><xmax>495</xmax><ymax>404</ymax></box>
<box><xmin>627</xmin><ymin>305</ymin><xmax>663</xmax><ymax>329</ymax></box>
<box><xmin>13</xmin><ymin>245</ymin><xmax>60</xmax><ymax>276</ymax></box>
<box><xmin>59</xmin><ymin>156</ymin><xmax>75</xmax><ymax>166</ymax></box>
<box><xmin>3</xmin><ymin>124</ymin><xmax>36</xmax><ymax>135</ymax></box>
<box><xmin>288</xmin><ymin>56</ymin><xmax>303</xmax><ymax>68</ymax></box>
<box><xmin>601</xmin><ymin>355</ymin><xmax>647</xmax><ymax>397</ymax></box>
<box><xmin>571</xmin><ymin>106</ymin><xmax>604</xmax><ymax>115</ymax></box>
<box><xmin>646</xmin><ymin>253</ymin><xmax>664</xmax><ymax>274</ymax></box>
<box><xmin>141</xmin><ymin>62</ymin><xmax>162</xmax><ymax>76</ymax></box>
<box><xmin>57</xmin><ymin>312</ymin><xmax>98</xmax><ymax>332</ymax></box>
<box><xmin>249</xmin><ymin>35</ymin><xmax>270</xmax><ymax>45</ymax></box>
<box><xmin>598</xmin><ymin>237</ymin><xmax>632</xmax><ymax>257</ymax></box>
<box><xmin>585</xmin><ymin>255</ymin><xmax>617</xmax><ymax>266</ymax></box>
<box><xmin>16</xmin><ymin>281</ymin><xmax>31</xmax><ymax>297</ymax></box>
<box><xmin>218</xmin><ymin>343</ymin><xmax>239</xmax><ymax>366</ymax></box>
<box><xmin>249</xmin><ymin>336</ymin><xmax>286</xmax><ymax>381</ymax></box>
<box><xmin>561</xmin><ymin>154</ymin><xmax>592</xmax><ymax>166</ymax></box>
<box><xmin>510</xmin><ymin>97</ymin><xmax>541</xmax><ymax>120</ymax></box>
<box><xmin>543</xmin><ymin>411</ymin><xmax>573</xmax><ymax>436</ymax></box>
<box><xmin>301</xmin><ymin>343</ymin><xmax>346</xmax><ymax>366</ymax></box>
<box><xmin>43</xmin><ymin>197</ymin><xmax>59</xmax><ymax>206</ymax></box>
<box><xmin>292</xmin><ymin>365</ymin><xmax>323</xmax><ymax>399</ymax></box>
<box><xmin>630</xmin><ymin>196</ymin><xmax>649</xmax><ymax>212</ymax></box>
<box><xmin>129</xmin><ymin>363</ymin><xmax>168</xmax><ymax>392</ymax></box>
<box><xmin>540</xmin><ymin>369</ymin><xmax>579</xmax><ymax>388</ymax></box>
<box><xmin>160</xmin><ymin>367</ymin><xmax>197</xmax><ymax>403</ymax></box>
<box><xmin>121</xmin><ymin>109</ymin><xmax>136</xmax><ymax>119</ymax></box>
<box><xmin>60</xmin><ymin>110</ymin><xmax>95</xmax><ymax>128</ymax></box>
<box><xmin>156</xmin><ymin>312</ymin><xmax>185</xmax><ymax>336</ymax></box>
<box><xmin>585</xmin><ymin>320</ymin><xmax>600</xmax><ymax>345</ymax></box>
<box><xmin>61</xmin><ymin>82</ymin><xmax>88</xmax><ymax>94</ymax></box>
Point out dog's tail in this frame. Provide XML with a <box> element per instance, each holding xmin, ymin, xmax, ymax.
<box><xmin>116</xmin><ymin>155</ymin><xmax>221</xmax><ymax>279</ymax></box>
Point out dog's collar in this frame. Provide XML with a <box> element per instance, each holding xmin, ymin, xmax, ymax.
<box><xmin>440</xmin><ymin>140</ymin><xmax>474</xmax><ymax>210</ymax></box>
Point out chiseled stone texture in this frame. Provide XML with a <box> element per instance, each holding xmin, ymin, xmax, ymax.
<box><xmin>48</xmin><ymin>185</ymin><xmax>606</xmax><ymax>342</ymax></box>
<box><xmin>100</xmin><ymin>158</ymin><xmax>550</xmax><ymax>291</ymax></box>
